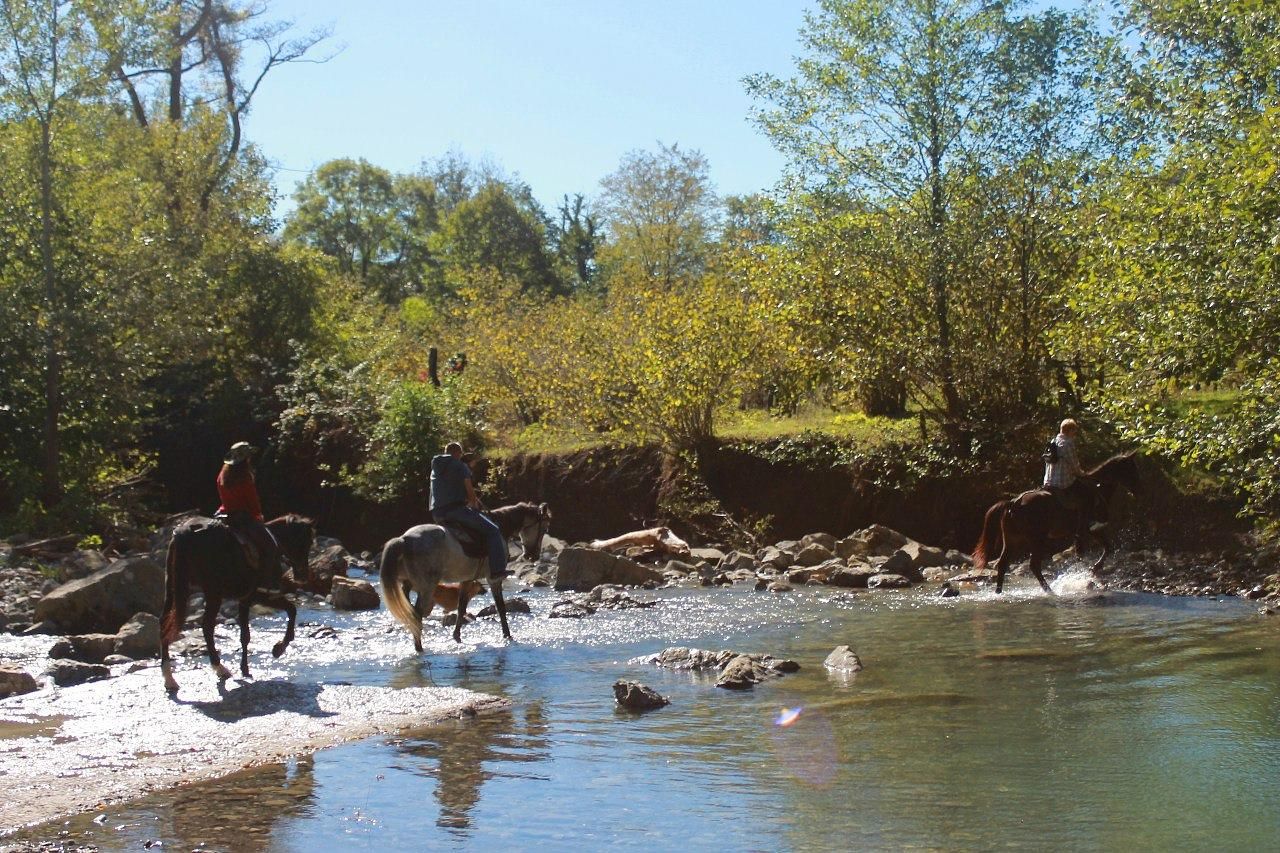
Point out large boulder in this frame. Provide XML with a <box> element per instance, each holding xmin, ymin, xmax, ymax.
<box><xmin>900</xmin><ymin>540</ymin><xmax>948</xmax><ymax>570</ymax></box>
<box><xmin>34</xmin><ymin>556</ymin><xmax>164</xmax><ymax>635</ymax></box>
<box><xmin>47</xmin><ymin>633</ymin><xmax>116</xmax><ymax>664</ymax></box>
<box><xmin>793</xmin><ymin>543</ymin><xmax>836</xmax><ymax>567</ymax></box>
<box><xmin>329</xmin><ymin>576</ymin><xmax>381</xmax><ymax>610</ymax></box>
<box><xmin>0</xmin><ymin>666</ymin><xmax>38</xmax><ymax>699</ymax></box>
<box><xmin>842</xmin><ymin>525</ymin><xmax>911</xmax><ymax>559</ymax></box>
<box><xmin>306</xmin><ymin>545</ymin><xmax>349</xmax><ymax>595</ymax></box>
<box><xmin>800</xmin><ymin>532</ymin><xmax>837</xmax><ymax>552</ymax></box>
<box><xmin>114</xmin><ymin>612</ymin><xmax>161</xmax><ymax>658</ymax></box>
<box><xmin>554</xmin><ymin>547</ymin><xmax>664</xmax><ymax>591</ymax></box>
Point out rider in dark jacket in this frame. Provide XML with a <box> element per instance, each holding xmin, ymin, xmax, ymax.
<box><xmin>429</xmin><ymin>442</ymin><xmax>508</xmax><ymax>579</ymax></box>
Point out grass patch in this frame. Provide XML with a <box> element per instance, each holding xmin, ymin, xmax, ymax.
<box><xmin>719</xmin><ymin>405</ymin><xmax>920</xmax><ymax>447</ymax></box>
<box><xmin>489</xmin><ymin>423</ymin><xmax>638</xmax><ymax>459</ymax></box>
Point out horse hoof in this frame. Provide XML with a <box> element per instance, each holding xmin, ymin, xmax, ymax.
<box><xmin>164</xmin><ymin>679</ymin><xmax>179</xmax><ymax>694</ymax></box>
<box><xmin>214</xmin><ymin>664</ymin><xmax>233</xmax><ymax>681</ymax></box>
<box><xmin>272</xmin><ymin>642</ymin><xmax>287</xmax><ymax>658</ymax></box>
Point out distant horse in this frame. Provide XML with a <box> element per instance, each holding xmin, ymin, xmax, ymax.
<box><xmin>380</xmin><ymin>502</ymin><xmax>551</xmax><ymax>650</ymax></box>
<box><xmin>972</xmin><ymin>452</ymin><xmax>1141</xmax><ymax>594</ymax></box>
<box><xmin>160</xmin><ymin>514</ymin><xmax>316</xmax><ymax>693</ymax></box>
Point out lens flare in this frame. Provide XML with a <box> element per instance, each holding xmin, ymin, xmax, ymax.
<box><xmin>774</xmin><ymin>707</ymin><xmax>802</xmax><ymax>727</ymax></box>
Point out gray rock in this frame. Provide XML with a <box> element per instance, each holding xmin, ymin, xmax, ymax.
<box><xmin>784</xmin><ymin>567</ymin><xmax>813</xmax><ymax>585</ymax></box>
<box><xmin>922</xmin><ymin>566</ymin><xmax>952</xmax><ymax>583</ymax></box>
<box><xmin>823</xmin><ymin>645</ymin><xmax>863</xmax><ymax>672</ymax></box>
<box><xmin>715</xmin><ymin>653</ymin><xmax>800</xmax><ymax>690</ymax></box>
<box><xmin>47</xmin><ymin>633</ymin><xmax>115</xmax><ymax>663</ymax></box>
<box><xmin>756</xmin><ymin>546</ymin><xmax>794</xmax><ymax>570</ymax></box>
<box><xmin>687</xmin><ymin>547</ymin><xmax>726</xmax><ymax>564</ymax></box>
<box><xmin>768</xmin><ymin>581</ymin><xmax>793</xmax><ymax>593</ymax></box>
<box><xmin>868</xmin><ymin>573</ymin><xmax>912</xmax><ymax>589</ymax></box>
<box><xmin>900</xmin><ymin>540</ymin><xmax>948</xmax><ymax>569</ymax></box>
<box><xmin>827</xmin><ymin>566</ymin><xmax>875</xmax><ymax>588</ymax></box>
<box><xmin>662</xmin><ymin>559</ymin><xmax>699</xmax><ymax>575</ymax></box>
<box><xmin>308</xmin><ymin>544</ymin><xmax>350</xmax><ymax>593</ymax></box>
<box><xmin>940</xmin><ymin>581</ymin><xmax>960</xmax><ymax>598</ymax></box>
<box><xmin>555</xmin><ymin>547</ymin><xmax>665</xmax><ymax>591</ymax></box>
<box><xmin>613</xmin><ymin>680</ymin><xmax>669</xmax><ymax>711</ymax></box>
<box><xmin>649</xmin><ymin>647</ymin><xmax>735</xmax><ymax>671</ymax></box>
<box><xmin>48</xmin><ymin>659</ymin><xmax>111</xmax><ymax>687</ymax></box>
<box><xmin>880</xmin><ymin>549</ymin><xmax>916</xmax><ymax>577</ymax></box>
<box><xmin>949</xmin><ymin>568</ymin><xmax>999</xmax><ymax>584</ymax></box>
<box><xmin>793</xmin><ymin>543</ymin><xmax>835</xmax><ymax>567</ymax></box>
<box><xmin>58</xmin><ymin>549</ymin><xmax>110</xmax><ymax>581</ymax></box>
<box><xmin>945</xmin><ymin>549</ymin><xmax>973</xmax><ymax>566</ymax></box>
<box><xmin>475</xmin><ymin>598</ymin><xmax>532</xmax><ymax>617</ymax></box>
<box><xmin>0</xmin><ymin>665</ymin><xmax>38</xmax><ymax>698</ymax></box>
<box><xmin>548</xmin><ymin>600</ymin><xmax>594</xmax><ymax>619</ymax></box>
<box><xmin>801</xmin><ymin>532</ymin><xmax>837</xmax><ymax>552</ymax></box>
<box><xmin>102</xmin><ymin>654</ymin><xmax>135</xmax><ymax>666</ymax></box>
<box><xmin>844</xmin><ymin>524</ymin><xmax>911</xmax><ymax>558</ymax></box>
<box><xmin>718</xmin><ymin>551</ymin><xmax>757</xmax><ymax>573</ymax></box>
<box><xmin>114</xmin><ymin>612</ymin><xmax>161</xmax><ymax>658</ymax></box>
<box><xmin>34</xmin><ymin>555</ymin><xmax>164</xmax><ymax>635</ymax></box>
<box><xmin>329</xmin><ymin>576</ymin><xmax>381</xmax><ymax>610</ymax></box>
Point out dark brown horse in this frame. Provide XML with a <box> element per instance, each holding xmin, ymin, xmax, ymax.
<box><xmin>972</xmin><ymin>452</ymin><xmax>1140</xmax><ymax>594</ymax></box>
<box><xmin>160</xmin><ymin>514</ymin><xmax>315</xmax><ymax>693</ymax></box>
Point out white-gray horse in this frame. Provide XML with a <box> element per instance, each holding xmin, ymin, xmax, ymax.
<box><xmin>380</xmin><ymin>502</ymin><xmax>551</xmax><ymax>650</ymax></box>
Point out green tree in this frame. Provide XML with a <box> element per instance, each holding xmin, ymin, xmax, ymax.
<box><xmin>596</xmin><ymin>142</ymin><xmax>719</xmax><ymax>289</ymax></box>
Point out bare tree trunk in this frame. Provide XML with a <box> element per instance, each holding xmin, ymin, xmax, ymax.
<box><xmin>38</xmin><ymin>117</ymin><xmax>61</xmax><ymax>507</ymax></box>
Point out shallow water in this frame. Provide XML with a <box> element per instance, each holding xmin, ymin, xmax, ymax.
<box><xmin>7</xmin><ymin>572</ymin><xmax>1280</xmax><ymax>851</ymax></box>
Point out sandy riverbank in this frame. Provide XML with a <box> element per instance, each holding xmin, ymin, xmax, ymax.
<box><xmin>0</xmin><ymin>665</ymin><xmax>506</xmax><ymax>836</ymax></box>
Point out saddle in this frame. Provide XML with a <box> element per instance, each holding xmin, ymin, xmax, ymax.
<box><xmin>213</xmin><ymin>512</ymin><xmax>265</xmax><ymax>571</ymax></box>
<box><xmin>440</xmin><ymin>520</ymin><xmax>491</xmax><ymax>559</ymax></box>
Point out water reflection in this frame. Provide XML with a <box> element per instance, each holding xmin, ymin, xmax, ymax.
<box><xmin>394</xmin><ymin>702</ymin><xmax>550</xmax><ymax>835</ymax></box>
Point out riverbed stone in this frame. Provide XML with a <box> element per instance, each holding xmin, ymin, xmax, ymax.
<box><xmin>827</xmin><ymin>566</ymin><xmax>874</xmax><ymax>588</ymax></box>
<box><xmin>330</xmin><ymin>576</ymin><xmax>380</xmax><ymax>610</ymax></box>
<box><xmin>48</xmin><ymin>659</ymin><xmax>111</xmax><ymax>687</ymax></box>
<box><xmin>768</xmin><ymin>581</ymin><xmax>793</xmax><ymax>593</ymax></box>
<box><xmin>823</xmin><ymin>645</ymin><xmax>863</xmax><ymax>672</ymax></box>
<box><xmin>801</xmin><ymin>532</ymin><xmax>838</xmax><ymax>552</ymax></box>
<box><xmin>0</xmin><ymin>666</ymin><xmax>38</xmax><ymax>698</ymax></box>
<box><xmin>868</xmin><ymin>573</ymin><xmax>912</xmax><ymax>589</ymax></box>
<box><xmin>34</xmin><ymin>556</ymin><xmax>164</xmax><ymax>635</ymax></box>
<box><xmin>474</xmin><ymin>597</ymin><xmax>532</xmax><ymax>617</ymax></box>
<box><xmin>47</xmin><ymin>633</ymin><xmax>116</xmax><ymax>664</ymax></box>
<box><xmin>900</xmin><ymin>541</ymin><xmax>948</xmax><ymax>569</ymax></box>
<box><xmin>662</xmin><ymin>559</ymin><xmax>699</xmax><ymax>576</ymax></box>
<box><xmin>548</xmin><ymin>600</ymin><xmax>594</xmax><ymax>619</ymax></box>
<box><xmin>649</xmin><ymin>646</ymin><xmax>735</xmax><ymax>670</ymax></box>
<box><xmin>757</xmin><ymin>547</ymin><xmax>793</xmax><ymax>570</ymax></box>
<box><xmin>307</xmin><ymin>545</ymin><xmax>349</xmax><ymax>595</ymax></box>
<box><xmin>950</xmin><ymin>567</ymin><xmax>998</xmax><ymax>583</ymax></box>
<box><xmin>794</xmin><ymin>543</ymin><xmax>835</xmax><ymax>567</ymax></box>
<box><xmin>716</xmin><ymin>653</ymin><xmax>800</xmax><ymax>690</ymax></box>
<box><xmin>57</xmin><ymin>549</ymin><xmax>110</xmax><ymax>581</ymax></box>
<box><xmin>688</xmin><ymin>547</ymin><xmax>726</xmax><ymax>564</ymax></box>
<box><xmin>613</xmin><ymin>680</ymin><xmax>670</xmax><ymax>711</ymax></box>
<box><xmin>114</xmin><ymin>612</ymin><xmax>161</xmax><ymax>659</ymax></box>
<box><xmin>922</xmin><ymin>566</ymin><xmax>952</xmax><ymax>583</ymax></box>
<box><xmin>845</xmin><ymin>524</ymin><xmax>912</xmax><ymax>558</ymax></box>
<box><xmin>718</xmin><ymin>551</ymin><xmax>757</xmax><ymax>573</ymax></box>
<box><xmin>555</xmin><ymin>547</ymin><xmax>664</xmax><ymax>591</ymax></box>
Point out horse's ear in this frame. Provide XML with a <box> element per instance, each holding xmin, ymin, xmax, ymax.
<box><xmin>540</xmin><ymin>502</ymin><xmax>551</xmax><ymax>518</ymax></box>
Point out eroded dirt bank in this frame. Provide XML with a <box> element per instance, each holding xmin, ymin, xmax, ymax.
<box><xmin>0</xmin><ymin>667</ymin><xmax>506</xmax><ymax>835</ymax></box>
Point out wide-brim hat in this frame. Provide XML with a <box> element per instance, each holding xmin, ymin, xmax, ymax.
<box><xmin>224</xmin><ymin>441</ymin><xmax>256</xmax><ymax>464</ymax></box>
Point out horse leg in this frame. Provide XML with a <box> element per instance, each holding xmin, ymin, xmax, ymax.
<box><xmin>161</xmin><ymin>640</ymin><xmax>179</xmax><ymax>694</ymax></box>
<box><xmin>1029</xmin><ymin>547</ymin><xmax>1054</xmax><ymax>595</ymax></box>
<box><xmin>203</xmin><ymin>593</ymin><xmax>232</xmax><ymax>681</ymax></box>
<box><xmin>1090</xmin><ymin>528</ymin><xmax>1114</xmax><ymax>575</ymax></box>
<box><xmin>491</xmin><ymin>577</ymin><xmax>513</xmax><ymax>641</ymax></box>
<box><xmin>452</xmin><ymin>584</ymin><xmax>475</xmax><ymax>643</ymax></box>
<box><xmin>237</xmin><ymin>598</ymin><xmax>253</xmax><ymax>678</ymax></box>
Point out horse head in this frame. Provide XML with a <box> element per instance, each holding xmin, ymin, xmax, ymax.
<box><xmin>268</xmin><ymin>514</ymin><xmax>316</xmax><ymax>584</ymax></box>
<box><xmin>518</xmin><ymin>502</ymin><xmax>552</xmax><ymax>561</ymax></box>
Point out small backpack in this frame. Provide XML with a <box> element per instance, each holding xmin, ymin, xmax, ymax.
<box><xmin>1041</xmin><ymin>438</ymin><xmax>1059</xmax><ymax>465</ymax></box>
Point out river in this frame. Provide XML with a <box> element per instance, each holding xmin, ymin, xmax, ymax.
<box><xmin>4</xmin><ymin>570</ymin><xmax>1280</xmax><ymax>851</ymax></box>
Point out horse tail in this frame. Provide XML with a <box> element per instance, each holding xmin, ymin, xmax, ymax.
<box><xmin>161</xmin><ymin>528</ymin><xmax>191</xmax><ymax>644</ymax></box>
<box><xmin>972</xmin><ymin>499</ymin><xmax>1010</xmax><ymax>571</ymax></box>
<box><xmin>379</xmin><ymin>537</ymin><xmax>421</xmax><ymax>648</ymax></box>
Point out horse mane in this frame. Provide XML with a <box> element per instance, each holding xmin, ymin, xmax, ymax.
<box><xmin>487</xmin><ymin>502</ymin><xmax>542</xmax><ymax>523</ymax></box>
<box><xmin>1085</xmin><ymin>450</ymin><xmax>1138</xmax><ymax>478</ymax></box>
<box><xmin>268</xmin><ymin>513</ymin><xmax>315</xmax><ymax>528</ymax></box>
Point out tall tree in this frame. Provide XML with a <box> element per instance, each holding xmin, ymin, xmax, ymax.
<box><xmin>596</xmin><ymin>142</ymin><xmax>719</xmax><ymax>289</ymax></box>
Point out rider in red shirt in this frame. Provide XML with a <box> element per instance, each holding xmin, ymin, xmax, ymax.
<box><xmin>217</xmin><ymin>442</ymin><xmax>282</xmax><ymax>585</ymax></box>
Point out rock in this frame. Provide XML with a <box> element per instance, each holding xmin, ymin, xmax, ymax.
<box><xmin>649</xmin><ymin>647</ymin><xmax>735</xmax><ymax>671</ymax></box>
<box><xmin>945</xmin><ymin>549</ymin><xmax>973</xmax><ymax>566</ymax></box>
<box><xmin>688</xmin><ymin>547</ymin><xmax>726</xmax><ymax>564</ymax></box>
<box><xmin>784</xmin><ymin>567</ymin><xmax>814</xmax><ymax>585</ymax></box>
<box><xmin>47</xmin><ymin>633</ymin><xmax>116</xmax><ymax>663</ymax></box>
<box><xmin>801</xmin><ymin>532</ymin><xmax>838</xmax><ymax>551</ymax></box>
<box><xmin>711</xmin><ymin>573</ymin><xmax>733</xmax><ymax>586</ymax></box>
<box><xmin>823</xmin><ymin>645</ymin><xmax>863</xmax><ymax>672</ymax></box>
<box><xmin>34</xmin><ymin>556</ymin><xmax>164</xmax><ymax>635</ymax></box>
<box><xmin>922</xmin><ymin>566</ymin><xmax>952</xmax><ymax>583</ymax></box>
<box><xmin>756</xmin><ymin>546</ymin><xmax>794</xmax><ymax>570</ymax></box>
<box><xmin>58</xmin><ymin>549</ymin><xmax>110</xmax><ymax>581</ymax></box>
<box><xmin>555</xmin><ymin>547</ymin><xmax>665</xmax><ymax>591</ymax></box>
<box><xmin>613</xmin><ymin>680</ymin><xmax>670</xmax><ymax>711</ymax></box>
<box><xmin>868</xmin><ymin>573</ymin><xmax>911</xmax><ymax>589</ymax></box>
<box><xmin>47</xmin><ymin>659</ymin><xmax>110</xmax><ymax>687</ymax></box>
<box><xmin>949</xmin><ymin>568</ymin><xmax>998</xmax><ymax>584</ymax></box>
<box><xmin>794</xmin><ymin>543</ymin><xmax>836</xmax><ymax>568</ymax></box>
<box><xmin>21</xmin><ymin>621</ymin><xmax>61</xmax><ymax>636</ymax></box>
<box><xmin>940</xmin><ymin>581</ymin><xmax>960</xmax><ymax>598</ymax></box>
<box><xmin>900</xmin><ymin>541</ymin><xmax>948</xmax><ymax>569</ymax></box>
<box><xmin>114</xmin><ymin>612</ymin><xmax>161</xmax><ymax>658</ymax></box>
<box><xmin>718</xmin><ymin>551</ymin><xmax>757</xmax><ymax>573</ymax></box>
<box><xmin>0</xmin><ymin>665</ymin><xmax>38</xmax><ymax>698</ymax></box>
<box><xmin>716</xmin><ymin>653</ymin><xmax>800</xmax><ymax>690</ymax></box>
<box><xmin>329</xmin><ymin>576</ymin><xmax>381</xmax><ymax>610</ymax></box>
<box><xmin>827</xmin><ymin>566</ymin><xmax>875</xmax><ymax>588</ymax></box>
<box><xmin>844</xmin><ymin>524</ymin><xmax>911</xmax><ymax>558</ymax></box>
<box><xmin>103</xmin><ymin>654</ymin><xmax>134</xmax><ymax>666</ymax></box>
<box><xmin>662</xmin><ymin>559</ymin><xmax>699</xmax><ymax>575</ymax></box>
<box><xmin>307</xmin><ymin>545</ymin><xmax>349</xmax><ymax>595</ymax></box>
<box><xmin>475</xmin><ymin>598</ymin><xmax>532</xmax><ymax>617</ymax></box>
<box><xmin>879</xmin><ymin>549</ymin><xmax>917</xmax><ymax>578</ymax></box>
<box><xmin>768</xmin><ymin>581</ymin><xmax>793</xmax><ymax>593</ymax></box>
<box><xmin>548</xmin><ymin>600</ymin><xmax>594</xmax><ymax>619</ymax></box>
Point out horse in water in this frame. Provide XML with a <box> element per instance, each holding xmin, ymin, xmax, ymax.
<box><xmin>380</xmin><ymin>502</ymin><xmax>551</xmax><ymax>650</ymax></box>
<box><xmin>972</xmin><ymin>452</ymin><xmax>1141</xmax><ymax>594</ymax></box>
<box><xmin>160</xmin><ymin>514</ymin><xmax>315</xmax><ymax>693</ymax></box>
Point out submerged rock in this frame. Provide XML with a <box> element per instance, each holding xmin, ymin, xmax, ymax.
<box><xmin>475</xmin><ymin>598</ymin><xmax>533</xmax><ymax>618</ymax></box>
<box><xmin>868</xmin><ymin>573</ymin><xmax>911</xmax><ymax>589</ymax></box>
<box><xmin>823</xmin><ymin>645</ymin><xmax>863</xmax><ymax>673</ymax></box>
<box><xmin>613</xmin><ymin>680</ymin><xmax>670</xmax><ymax>711</ymax></box>
<box><xmin>716</xmin><ymin>653</ymin><xmax>800</xmax><ymax>690</ymax></box>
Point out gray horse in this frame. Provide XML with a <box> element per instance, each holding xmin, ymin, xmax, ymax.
<box><xmin>380</xmin><ymin>502</ymin><xmax>551</xmax><ymax>650</ymax></box>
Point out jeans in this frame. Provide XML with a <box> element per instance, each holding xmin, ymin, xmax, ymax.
<box><xmin>435</xmin><ymin>505</ymin><xmax>509</xmax><ymax>579</ymax></box>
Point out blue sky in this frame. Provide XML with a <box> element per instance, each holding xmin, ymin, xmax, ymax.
<box><xmin>247</xmin><ymin>1</ymin><xmax>811</xmax><ymax>215</ymax></box>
